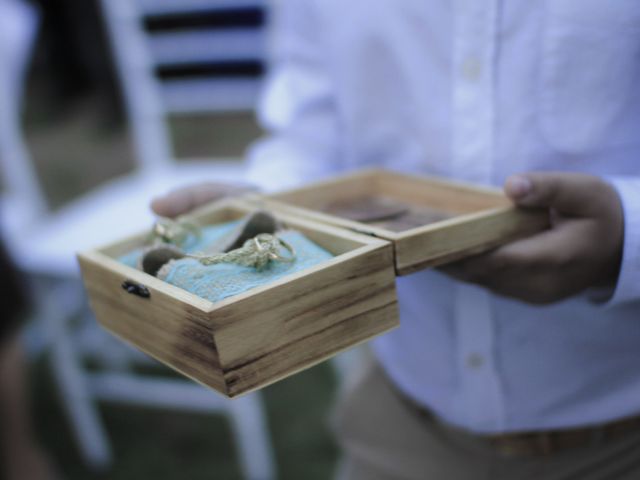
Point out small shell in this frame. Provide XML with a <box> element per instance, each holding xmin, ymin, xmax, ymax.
<box><xmin>141</xmin><ymin>246</ymin><xmax>185</xmax><ymax>277</ymax></box>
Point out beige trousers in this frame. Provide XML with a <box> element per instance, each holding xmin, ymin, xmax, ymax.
<box><xmin>333</xmin><ymin>361</ymin><xmax>640</xmax><ymax>480</ymax></box>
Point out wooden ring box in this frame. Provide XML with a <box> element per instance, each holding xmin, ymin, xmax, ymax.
<box><xmin>78</xmin><ymin>169</ymin><xmax>549</xmax><ymax>398</ymax></box>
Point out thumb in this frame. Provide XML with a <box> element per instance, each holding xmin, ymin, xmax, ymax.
<box><xmin>504</xmin><ymin>172</ymin><xmax>602</xmax><ymax>216</ymax></box>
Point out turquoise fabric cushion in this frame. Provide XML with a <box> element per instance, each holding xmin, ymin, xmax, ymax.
<box><xmin>119</xmin><ymin>221</ymin><xmax>334</xmax><ymax>303</ymax></box>
<box><xmin>119</xmin><ymin>220</ymin><xmax>243</xmax><ymax>268</ymax></box>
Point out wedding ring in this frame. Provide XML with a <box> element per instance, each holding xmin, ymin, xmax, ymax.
<box><xmin>273</xmin><ymin>237</ymin><xmax>296</xmax><ymax>263</ymax></box>
<box><xmin>253</xmin><ymin>234</ymin><xmax>296</xmax><ymax>263</ymax></box>
<box><xmin>152</xmin><ymin>217</ymin><xmax>201</xmax><ymax>245</ymax></box>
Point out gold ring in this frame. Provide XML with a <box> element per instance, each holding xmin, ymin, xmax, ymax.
<box><xmin>152</xmin><ymin>217</ymin><xmax>201</xmax><ymax>245</ymax></box>
<box><xmin>253</xmin><ymin>235</ymin><xmax>266</xmax><ymax>252</ymax></box>
<box><xmin>273</xmin><ymin>237</ymin><xmax>296</xmax><ymax>263</ymax></box>
<box><xmin>152</xmin><ymin>222</ymin><xmax>170</xmax><ymax>242</ymax></box>
<box><xmin>253</xmin><ymin>234</ymin><xmax>296</xmax><ymax>263</ymax></box>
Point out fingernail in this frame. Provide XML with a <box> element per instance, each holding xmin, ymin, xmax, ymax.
<box><xmin>150</xmin><ymin>197</ymin><xmax>170</xmax><ymax>215</ymax></box>
<box><xmin>150</xmin><ymin>197</ymin><xmax>162</xmax><ymax>209</ymax></box>
<box><xmin>506</xmin><ymin>175</ymin><xmax>532</xmax><ymax>198</ymax></box>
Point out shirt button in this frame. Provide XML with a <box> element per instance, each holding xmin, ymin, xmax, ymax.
<box><xmin>461</xmin><ymin>57</ymin><xmax>482</xmax><ymax>81</ymax></box>
<box><xmin>466</xmin><ymin>353</ymin><xmax>485</xmax><ymax>369</ymax></box>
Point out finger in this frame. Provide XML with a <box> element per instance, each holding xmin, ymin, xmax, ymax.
<box><xmin>484</xmin><ymin>271</ymin><xmax>577</xmax><ymax>305</ymax></box>
<box><xmin>491</xmin><ymin>220</ymin><xmax>595</xmax><ymax>272</ymax></box>
<box><xmin>440</xmin><ymin>224</ymin><xmax>588</xmax><ymax>289</ymax></box>
<box><xmin>441</xmin><ymin>255</ymin><xmax>566</xmax><ymax>304</ymax></box>
<box><xmin>151</xmin><ymin>182</ymin><xmax>240</xmax><ymax>218</ymax></box>
<box><xmin>504</xmin><ymin>172</ymin><xmax>607</xmax><ymax>217</ymax></box>
<box><xmin>440</xmin><ymin>252</ymin><xmax>535</xmax><ymax>300</ymax></box>
<box><xmin>439</xmin><ymin>250</ymin><xmax>505</xmax><ymax>285</ymax></box>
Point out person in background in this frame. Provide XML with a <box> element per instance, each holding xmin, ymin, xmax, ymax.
<box><xmin>0</xmin><ymin>239</ymin><xmax>55</xmax><ymax>480</ymax></box>
<box><xmin>152</xmin><ymin>1</ymin><xmax>640</xmax><ymax>478</ymax></box>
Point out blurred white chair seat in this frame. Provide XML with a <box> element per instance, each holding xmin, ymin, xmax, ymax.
<box><xmin>4</xmin><ymin>160</ymin><xmax>243</xmax><ymax>275</ymax></box>
<box><xmin>0</xmin><ymin>156</ymin><xmax>278</xmax><ymax>480</ymax></box>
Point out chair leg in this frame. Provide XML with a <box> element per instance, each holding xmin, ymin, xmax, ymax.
<box><xmin>49</xmin><ymin>332</ymin><xmax>112</xmax><ymax>470</ymax></box>
<box><xmin>41</xmin><ymin>281</ymin><xmax>112</xmax><ymax>470</ymax></box>
<box><xmin>228</xmin><ymin>392</ymin><xmax>276</xmax><ymax>480</ymax></box>
<box><xmin>331</xmin><ymin>345</ymin><xmax>370</xmax><ymax>386</ymax></box>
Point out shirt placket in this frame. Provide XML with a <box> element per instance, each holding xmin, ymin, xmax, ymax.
<box><xmin>451</xmin><ymin>0</ymin><xmax>506</xmax><ymax>431</ymax></box>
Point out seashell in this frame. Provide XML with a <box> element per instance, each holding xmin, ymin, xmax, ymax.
<box><xmin>141</xmin><ymin>246</ymin><xmax>185</xmax><ymax>276</ymax></box>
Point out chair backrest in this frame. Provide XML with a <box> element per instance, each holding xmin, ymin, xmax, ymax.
<box><xmin>99</xmin><ymin>0</ymin><xmax>267</xmax><ymax>173</ymax></box>
<box><xmin>0</xmin><ymin>0</ymin><xmax>47</xmax><ymax>233</ymax></box>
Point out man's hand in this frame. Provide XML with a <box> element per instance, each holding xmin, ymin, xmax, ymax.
<box><xmin>151</xmin><ymin>182</ymin><xmax>256</xmax><ymax>218</ymax></box>
<box><xmin>440</xmin><ymin>172</ymin><xmax>624</xmax><ymax>305</ymax></box>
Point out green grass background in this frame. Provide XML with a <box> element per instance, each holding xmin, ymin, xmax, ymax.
<box><xmin>32</xmin><ymin>357</ymin><xmax>339</xmax><ymax>480</ymax></box>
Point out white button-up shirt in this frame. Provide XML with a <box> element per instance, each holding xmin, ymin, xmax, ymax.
<box><xmin>247</xmin><ymin>0</ymin><xmax>640</xmax><ymax>433</ymax></box>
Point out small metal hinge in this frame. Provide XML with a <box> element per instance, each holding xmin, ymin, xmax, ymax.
<box><xmin>121</xmin><ymin>280</ymin><xmax>150</xmax><ymax>299</ymax></box>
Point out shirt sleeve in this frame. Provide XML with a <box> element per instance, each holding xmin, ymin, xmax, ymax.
<box><xmin>604</xmin><ymin>176</ymin><xmax>640</xmax><ymax>307</ymax></box>
<box><xmin>245</xmin><ymin>0</ymin><xmax>344</xmax><ymax>192</ymax></box>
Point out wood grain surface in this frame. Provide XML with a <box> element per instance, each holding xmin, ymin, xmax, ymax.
<box><xmin>78</xmin><ymin>200</ymin><xmax>400</xmax><ymax>397</ymax></box>
<box><xmin>263</xmin><ymin>169</ymin><xmax>550</xmax><ymax>275</ymax></box>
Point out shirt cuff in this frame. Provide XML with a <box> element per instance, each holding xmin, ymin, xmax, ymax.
<box><xmin>603</xmin><ymin>176</ymin><xmax>640</xmax><ymax>307</ymax></box>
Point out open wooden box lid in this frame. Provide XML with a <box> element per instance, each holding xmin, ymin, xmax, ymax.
<box><xmin>253</xmin><ymin>169</ymin><xmax>550</xmax><ymax>275</ymax></box>
<box><xmin>77</xmin><ymin>199</ymin><xmax>399</xmax><ymax>398</ymax></box>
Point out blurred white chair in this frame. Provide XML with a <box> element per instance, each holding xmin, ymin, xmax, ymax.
<box><xmin>0</xmin><ymin>0</ymin><xmax>275</xmax><ymax>478</ymax></box>
<box><xmin>101</xmin><ymin>0</ymin><xmax>266</xmax><ymax>173</ymax></box>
